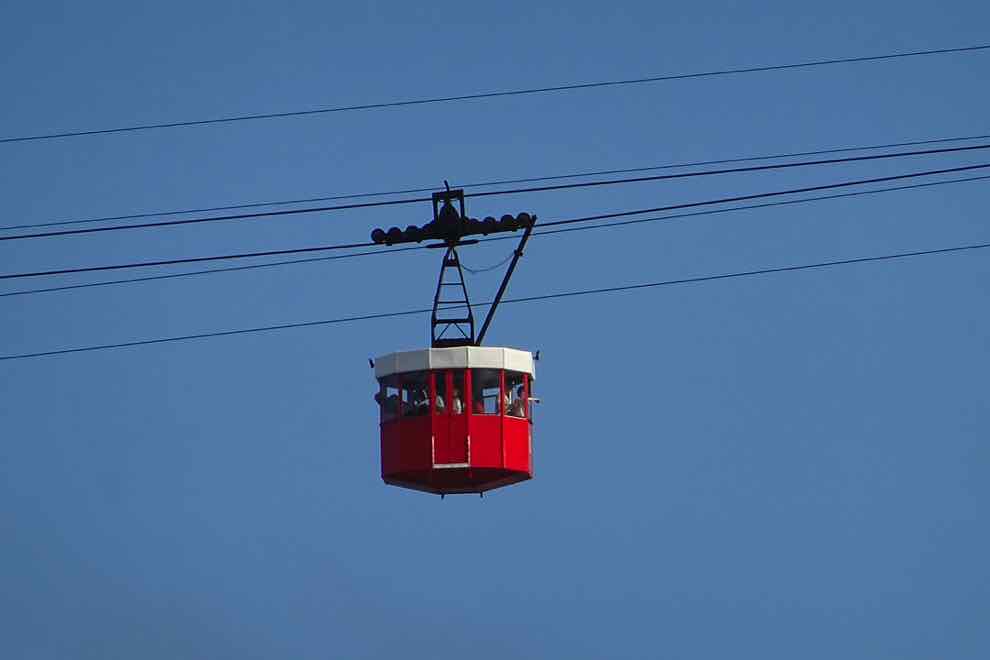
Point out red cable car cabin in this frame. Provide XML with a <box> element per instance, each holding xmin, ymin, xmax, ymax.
<box><xmin>374</xmin><ymin>346</ymin><xmax>535</xmax><ymax>496</ymax></box>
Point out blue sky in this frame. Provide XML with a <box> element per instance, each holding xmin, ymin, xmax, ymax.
<box><xmin>1</xmin><ymin>2</ymin><xmax>988</xmax><ymax>658</ymax></box>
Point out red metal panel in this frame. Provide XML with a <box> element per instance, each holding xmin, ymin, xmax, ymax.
<box><xmin>441</xmin><ymin>430</ymin><xmax>468</xmax><ymax>464</ymax></box>
<box><xmin>380</xmin><ymin>421</ymin><xmax>401</xmax><ymax>475</ymax></box>
<box><xmin>465</xmin><ymin>365</ymin><xmax>474</xmax><ymax>463</ymax></box>
<box><xmin>499</xmin><ymin>368</ymin><xmax>506</xmax><ymax>416</ymax></box>
<box><xmin>464</xmin><ymin>366</ymin><xmax>471</xmax><ymax>414</ymax></box>
<box><xmin>446</xmin><ymin>402</ymin><xmax>468</xmax><ymax>464</ymax></box>
<box><xmin>398</xmin><ymin>415</ymin><xmax>433</xmax><ymax>472</ymax></box>
<box><xmin>469</xmin><ymin>415</ymin><xmax>502</xmax><ymax>468</ymax></box>
<box><xmin>470</xmin><ymin>424</ymin><xmax>502</xmax><ymax>468</ymax></box>
<box><xmin>502</xmin><ymin>417</ymin><xmax>531</xmax><ymax>473</ymax></box>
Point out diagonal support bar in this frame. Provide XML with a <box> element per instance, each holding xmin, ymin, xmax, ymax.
<box><xmin>475</xmin><ymin>219</ymin><xmax>536</xmax><ymax>346</ymax></box>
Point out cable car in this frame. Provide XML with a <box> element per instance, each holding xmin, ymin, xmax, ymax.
<box><xmin>370</xmin><ymin>186</ymin><xmax>538</xmax><ymax>496</ymax></box>
<box><xmin>374</xmin><ymin>346</ymin><xmax>535</xmax><ymax>495</ymax></box>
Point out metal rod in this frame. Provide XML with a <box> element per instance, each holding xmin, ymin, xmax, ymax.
<box><xmin>475</xmin><ymin>220</ymin><xmax>536</xmax><ymax>346</ymax></box>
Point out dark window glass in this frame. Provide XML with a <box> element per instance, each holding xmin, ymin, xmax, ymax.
<box><xmin>400</xmin><ymin>371</ymin><xmax>429</xmax><ymax>417</ymax></box>
<box><xmin>377</xmin><ymin>374</ymin><xmax>400</xmax><ymax>422</ymax></box>
<box><xmin>526</xmin><ymin>376</ymin><xmax>534</xmax><ymax>420</ymax></box>
<box><xmin>434</xmin><ymin>371</ymin><xmax>448</xmax><ymax>415</ymax></box>
<box><xmin>451</xmin><ymin>370</ymin><xmax>465</xmax><ymax>415</ymax></box>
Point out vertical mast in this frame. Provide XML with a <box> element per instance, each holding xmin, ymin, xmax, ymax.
<box><xmin>431</xmin><ymin>245</ymin><xmax>476</xmax><ymax>347</ymax></box>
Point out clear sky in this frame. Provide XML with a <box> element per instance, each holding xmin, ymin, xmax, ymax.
<box><xmin>1</xmin><ymin>2</ymin><xmax>988</xmax><ymax>658</ymax></box>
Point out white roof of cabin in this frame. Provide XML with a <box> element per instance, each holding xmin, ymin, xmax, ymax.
<box><xmin>375</xmin><ymin>346</ymin><xmax>535</xmax><ymax>379</ymax></box>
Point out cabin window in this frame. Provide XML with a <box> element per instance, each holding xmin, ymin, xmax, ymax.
<box><xmin>451</xmin><ymin>370</ymin><xmax>465</xmax><ymax>415</ymax></box>
<box><xmin>377</xmin><ymin>375</ymin><xmax>400</xmax><ymax>422</ymax></box>
<box><xmin>471</xmin><ymin>368</ymin><xmax>501</xmax><ymax>415</ymax></box>
<box><xmin>434</xmin><ymin>371</ymin><xmax>448</xmax><ymax>415</ymax></box>
<box><xmin>400</xmin><ymin>371</ymin><xmax>429</xmax><ymax>417</ymax></box>
<box><xmin>525</xmin><ymin>375</ymin><xmax>533</xmax><ymax>420</ymax></box>
<box><xmin>505</xmin><ymin>371</ymin><xmax>527</xmax><ymax>418</ymax></box>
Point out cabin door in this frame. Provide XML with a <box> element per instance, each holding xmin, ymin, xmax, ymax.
<box><xmin>434</xmin><ymin>370</ymin><xmax>468</xmax><ymax>466</ymax></box>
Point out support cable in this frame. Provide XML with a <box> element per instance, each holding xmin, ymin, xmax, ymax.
<box><xmin>2</xmin><ymin>173</ymin><xmax>983</xmax><ymax>299</ymax></box>
<box><xmin>462</xmin><ymin>252</ymin><xmax>516</xmax><ymax>274</ymax></box>
<box><xmin>536</xmin><ymin>162</ymin><xmax>990</xmax><ymax>230</ymax></box>
<box><xmin>2</xmin><ymin>44</ymin><xmax>987</xmax><ymax>145</ymax></box>
<box><xmin>5</xmin><ymin>132</ymin><xmax>988</xmax><ymax>233</ymax></box>
<box><xmin>2</xmin><ymin>240</ymin><xmax>987</xmax><ymax>362</ymax></box>
<box><xmin>468</xmin><ymin>144</ymin><xmax>990</xmax><ymax>201</ymax></box>
<box><xmin>4</xmin><ymin>172</ymin><xmax>983</xmax><ymax>299</ymax></box>
<box><xmin>2</xmin><ymin>143</ymin><xmax>989</xmax><ymax>242</ymax></box>
<box><xmin>2</xmin><ymin>161</ymin><xmax>988</xmax><ymax>282</ymax></box>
